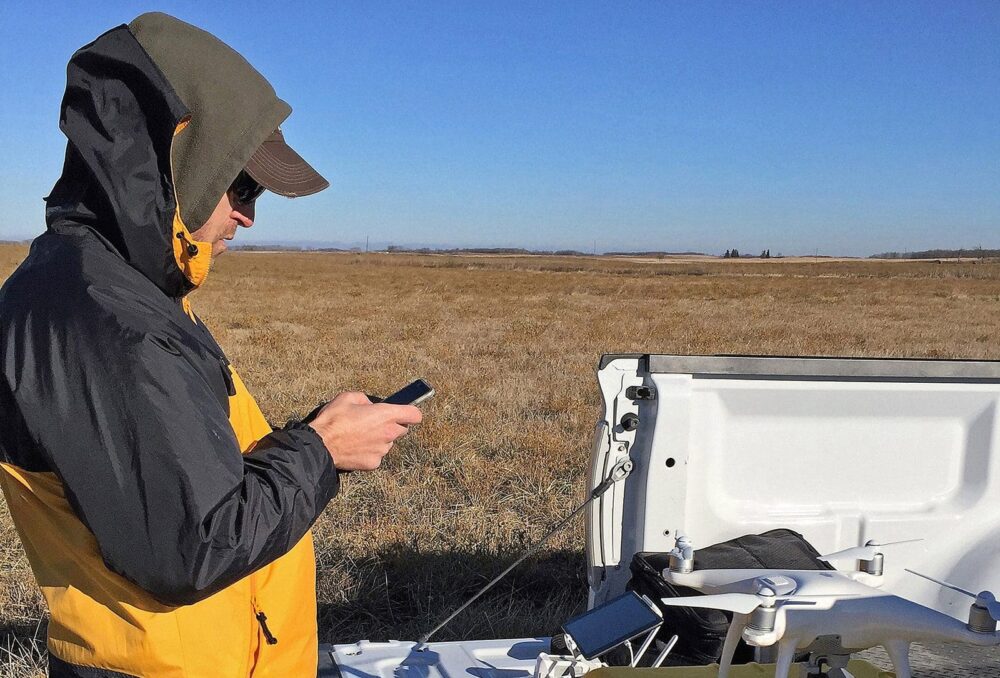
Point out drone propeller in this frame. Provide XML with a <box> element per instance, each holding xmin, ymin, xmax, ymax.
<box><xmin>903</xmin><ymin>569</ymin><xmax>976</xmax><ymax>597</ymax></box>
<box><xmin>904</xmin><ymin>569</ymin><xmax>1000</xmax><ymax>620</ymax></box>
<box><xmin>659</xmin><ymin>590</ymin><xmax>846</xmax><ymax>616</ymax></box>
<box><xmin>819</xmin><ymin>538</ymin><xmax>923</xmax><ymax>563</ymax></box>
<box><xmin>660</xmin><ymin>593</ymin><xmax>772</xmax><ymax>615</ymax></box>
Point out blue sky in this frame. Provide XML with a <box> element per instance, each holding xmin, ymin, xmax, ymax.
<box><xmin>1</xmin><ymin>1</ymin><xmax>997</xmax><ymax>256</ymax></box>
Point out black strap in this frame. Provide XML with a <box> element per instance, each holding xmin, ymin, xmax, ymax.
<box><xmin>49</xmin><ymin>654</ymin><xmax>139</xmax><ymax>678</ymax></box>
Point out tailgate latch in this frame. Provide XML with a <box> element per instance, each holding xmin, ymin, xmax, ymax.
<box><xmin>625</xmin><ymin>385</ymin><xmax>656</xmax><ymax>401</ymax></box>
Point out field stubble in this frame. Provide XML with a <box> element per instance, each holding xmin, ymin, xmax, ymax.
<box><xmin>0</xmin><ymin>246</ymin><xmax>998</xmax><ymax>675</ymax></box>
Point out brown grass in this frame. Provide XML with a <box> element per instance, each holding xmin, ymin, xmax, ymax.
<box><xmin>1</xmin><ymin>244</ymin><xmax>999</xmax><ymax>673</ymax></box>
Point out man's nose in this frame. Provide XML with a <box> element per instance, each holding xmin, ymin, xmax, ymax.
<box><xmin>233</xmin><ymin>203</ymin><xmax>255</xmax><ymax>227</ymax></box>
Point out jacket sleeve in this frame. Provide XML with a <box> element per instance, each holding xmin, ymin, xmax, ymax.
<box><xmin>35</xmin><ymin>329</ymin><xmax>340</xmax><ymax>606</ymax></box>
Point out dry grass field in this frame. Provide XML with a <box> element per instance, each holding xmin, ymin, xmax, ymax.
<box><xmin>0</xmin><ymin>243</ymin><xmax>998</xmax><ymax>675</ymax></box>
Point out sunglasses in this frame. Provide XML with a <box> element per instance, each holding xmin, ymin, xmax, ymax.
<box><xmin>229</xmin><ymin>170</ymin><xmax>265</xmax><ymax>206</ymax></box>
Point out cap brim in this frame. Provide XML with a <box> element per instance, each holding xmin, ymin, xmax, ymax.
<box><xmin>245</xmin><ymin>129</ymin><xmax>329</xmax><ymax>198</ymax></box>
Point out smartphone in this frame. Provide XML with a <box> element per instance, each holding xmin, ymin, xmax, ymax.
<box><xmin>561</xmin><ymin>591</ymin><xmax>662</xmax><ymax>659</ymax></box>
<box><xmin>382</xmin><ymin>379</ymin><xmax>435</xmax><ymax>406</ymax></box>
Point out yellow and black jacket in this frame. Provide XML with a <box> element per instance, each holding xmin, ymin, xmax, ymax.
<box><xmin>0</xmin><ymin>13</ymin><xmax>338</xmax><ymax>677</ymax></box>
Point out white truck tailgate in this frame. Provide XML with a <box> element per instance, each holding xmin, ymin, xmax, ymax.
<box><xmin>587</xmin><ymin>355</ymin><xmax>1000</xmax><ymax>625</ymax></box>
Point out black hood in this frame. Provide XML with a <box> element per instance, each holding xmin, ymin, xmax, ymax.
<box><xmin>44</xmin><ymin>13</ymin><xmax>292</xmax><ymax>298</ymax></box>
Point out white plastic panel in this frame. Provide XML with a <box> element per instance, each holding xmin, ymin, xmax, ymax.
<box><xmin>329</xmin><ymin>638</ymin><xmax>547</xmax><ymax>678</ymax></box>
<box><xmin>594</xmin><ymin>357</ymin><xmax>1000</xmax><ymax>621</ymax></box>
<box><xmin>693</xmin><ymin>382</ymin><xmax>995</xmax><ymax>518</ymax></box>
<box><xmin>586</xmin><ymin>357</ymin><xmax>642</xmax><ymax>600</ymax></box>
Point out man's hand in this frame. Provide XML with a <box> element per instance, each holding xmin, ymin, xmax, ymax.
<box><xmin>307</xmin><ymin>392</ymin><xmax>422</xmax><ymax>471</ymax></box>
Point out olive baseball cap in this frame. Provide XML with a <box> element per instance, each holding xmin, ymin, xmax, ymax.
<box><xmin>245</xmin><ymin>128</ymin><xmax>329</xmax><ymax>197</ymax></box>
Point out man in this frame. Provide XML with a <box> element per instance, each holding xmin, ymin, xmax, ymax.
<box><xmin>0</xmin><ymin>12</ymin><xmax>420</xmax><ymax>677</ymax></box>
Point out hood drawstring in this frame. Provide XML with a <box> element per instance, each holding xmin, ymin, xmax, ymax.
<box><xmin>176</xmin><ymin>231</ymin><xmax>199</xmax><ymax>257</ymax></box>
<box><xmin>170</xmin><ymin>213</ymin><xmax>212</xmax><ymax>291</ymax></box>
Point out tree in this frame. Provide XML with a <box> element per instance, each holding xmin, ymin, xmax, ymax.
<box><xmin>724</xmin><ymin>249</ymin><xmax>731</xmax><ymax>258</ymax></box>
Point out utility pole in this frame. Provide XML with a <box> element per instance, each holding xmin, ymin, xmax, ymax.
<box><xmin>365</xmin><ymin>235</ymin><xmax>369</xmax><ymax>253</ymax></box>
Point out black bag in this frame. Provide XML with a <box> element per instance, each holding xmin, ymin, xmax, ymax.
<box><xmin>627</xmin><ymin>529</ymin><xmax>833</xmax><ymax>667</ymax></box>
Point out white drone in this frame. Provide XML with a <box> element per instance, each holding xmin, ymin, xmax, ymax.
<box><xmin>660</xmin><ymin>535</ymin><xmax>1000</xmax><ymax>678</ymax></box>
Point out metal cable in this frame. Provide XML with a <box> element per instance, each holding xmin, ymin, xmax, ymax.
<box><xmin>416</xmin><ymin>459</ymin><xmax>632</xmax><ymax>649</ymax></box>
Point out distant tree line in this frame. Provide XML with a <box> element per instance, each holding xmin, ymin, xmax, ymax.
<box><xmin>604</xmin><ymin>250</ymin><xmax>706</xmax><ymax>257</ymax></box>
<box><xmin>233</xmin><ymin>244</ymin><xmax>314</xmax><ymax>252</ymax></box>
<box><xmin>388</xmin><ymin>246</ymin><xmax>592</xmax><ymax>256</ymax></box>
<box><xmin>723</xmin><ymin>249</ymin><xmax>772</xmax><ymax>258</ymax></box>
<box><xmin>870</xmin><ymin>247</ymin><xmax>999</xmax><ymax>260</ymax></box>
<box><xmin>389</xmin><ymin>247</ymin><xmax>714</xmax><ymax>257</ymax></box>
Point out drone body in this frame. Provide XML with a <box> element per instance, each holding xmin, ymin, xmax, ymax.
<box><xmin>658</xmin><ymin>540</ymin><xmax>1000</xmax><ymax>678</ymax></box>
<box><xmin>755</xmin><ymin>588</ymin><xmax>998</xmax><ymax>678</ymax></box>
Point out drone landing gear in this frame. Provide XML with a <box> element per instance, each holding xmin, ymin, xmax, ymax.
<box><xmin>716</xmin><ymin>613</ymin><xmax>747</xmax><ymax>678</ymax></box>
<box><xmin>883</xmin><ymin>639</ymin><xmax>912</xmax><ymax>678</ymax></box>
<box><xmin>772</xmin><ymin>639</ymin><xmax>799</xmax><ymax>678</ymax></box>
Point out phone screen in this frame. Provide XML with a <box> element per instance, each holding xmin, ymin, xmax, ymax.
<box><xmin>382</xmin><ymin>379</ymin><xmax>435</xmax><ymax>406</ymax></box>
<box><xmin>562</xmin><ymin>591</ymin><xmax>662</xmax><ymax>659</ymax></box>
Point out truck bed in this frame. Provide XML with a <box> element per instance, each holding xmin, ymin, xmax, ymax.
<box><xmin>319</xmin><ymin>643</ymin><xmax>1000</xmax><ymax>677</ymax></box>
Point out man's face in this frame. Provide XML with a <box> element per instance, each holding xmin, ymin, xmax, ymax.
<box><xmin>190</xmin><ymin>191</ymin><xmax>255</xmax><ymax>257</ymax></box>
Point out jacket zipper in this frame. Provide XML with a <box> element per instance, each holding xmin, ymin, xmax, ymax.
<box><xmin>220</xmin><ymin>358</ymin><xmax>237</xmax><ymax>396</ymax></box>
